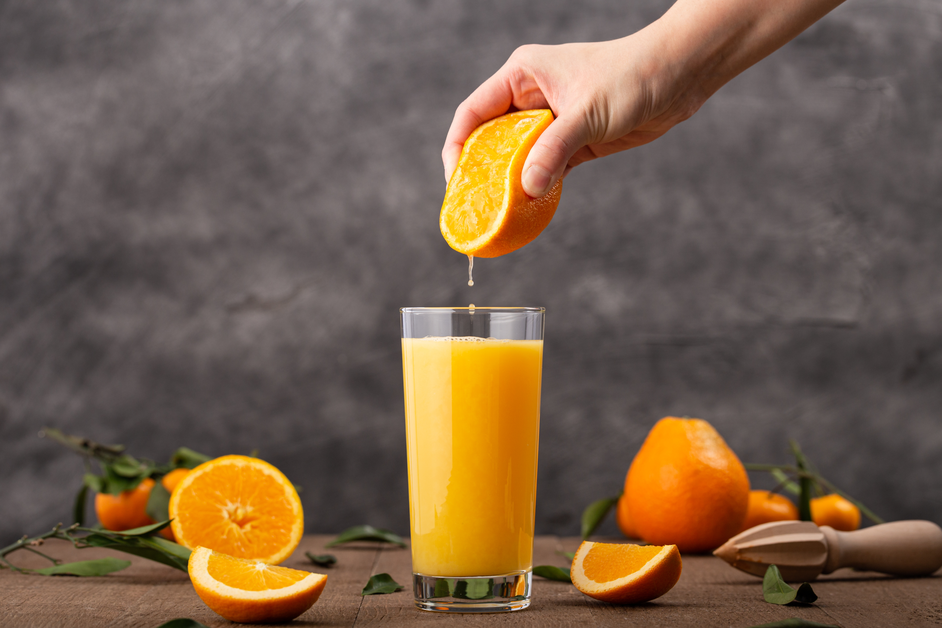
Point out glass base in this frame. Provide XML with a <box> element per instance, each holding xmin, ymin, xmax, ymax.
<box><xmin>412</xmin><ymin>571</ymin><xmax>532</xmax><ymax>613</ymax></box>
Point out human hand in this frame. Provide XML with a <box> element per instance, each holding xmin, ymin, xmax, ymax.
<box><xmin>442</xmin><ymin>0</ymin><xmax>845</xmax><ymax>198</ymax></box>
<box><xmin>441</xmin><ymin>27</ymin><xmax>705</xmax><ymax>198</ymax></box>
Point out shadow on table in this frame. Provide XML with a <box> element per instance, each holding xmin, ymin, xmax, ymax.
<box><xmin>719</xmin><ymin>572</ymin><xmax>942</xmax><ymax>585</ymax></box>
<box><xmin>548</xmin><ymin>597</ymin><xmax>697</xmax><ymax>610</ymax></box>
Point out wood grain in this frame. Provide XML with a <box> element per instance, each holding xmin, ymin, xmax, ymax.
<box><xmin>1</xmin><ymin>535</ymin><xmax>940</xmax><ymax>627</ymax></box>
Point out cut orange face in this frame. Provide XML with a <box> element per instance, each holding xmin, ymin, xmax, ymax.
<box><xmin>188</xmin><ymin>546</ymin><xmax>327</xmax><ymax>623</ymax></box>
<box><xmin>169</xmin><ymin>455</ymin><xmax>303</xmax><ymax>565</ymax></box>
<box><xmin>440</xmin><ymin>109</ymin><xmax>562</xmax><ymax>258</ymax></box>
<box><xmin>571</xmin><ymin>541</ymin><xmax>682</xmax><ymax>604</ymax></box>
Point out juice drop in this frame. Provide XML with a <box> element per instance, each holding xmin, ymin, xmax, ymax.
<box><xmin>467</xmin><ymin>255</ymin><xmax>474</xmax><ymax>287</ymax></box>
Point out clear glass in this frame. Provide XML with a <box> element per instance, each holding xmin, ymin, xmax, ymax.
<box><xmin>400</xmin><ymin>307</ymin><xmax>544</xmax><ymax>612</ymax></box>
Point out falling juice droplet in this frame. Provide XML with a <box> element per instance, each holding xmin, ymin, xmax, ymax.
<box><xmin>467</xmin><ymin>254</ymin><xmax>474</xmax><ymax>287</ymax></box>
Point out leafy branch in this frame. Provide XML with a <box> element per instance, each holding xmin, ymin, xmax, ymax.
<box><xmin>41</xmin><ymin>427</ymin><xmax>210</xmax><ymax>526</ymax></box>
<box><xmin>745</xmin><ymin>439</ymin><xmax>883</xmax><ymax>525</ymax></box>
<box><xmin>0</xmin><ymin>521</ymin><xmax>191</xmax><ymax>576</ymax></box>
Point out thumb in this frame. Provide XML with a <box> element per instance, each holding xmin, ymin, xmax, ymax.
<box><xmin>521</xmin><ymin>113</ymin><xmax>589</xmax><ymax>198</ymax></box>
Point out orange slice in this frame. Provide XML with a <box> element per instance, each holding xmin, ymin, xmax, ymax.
<box><xmin>169</xmin><ymin>455</ymin><xmax>303</xmax><ymax>564</ymax></box>
<box><xmin>571</xmin><ymin>541</ymin><xmax>682</xmax><ymax>604</ymax></box>
<box><xmin>188</xmin><ymin>546</ymin><xmax>327</xmax><ymax>623</ymax></box>
<box><xmin>440</xmin><ymin>109</ymin><xmax>562</xmax><ymax>258</ymax></box>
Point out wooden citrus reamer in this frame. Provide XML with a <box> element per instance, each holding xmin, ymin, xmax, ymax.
<box><xmin>714</xmin><ymin>520</ymin><xmax>942</xmax><ymax>581</ymax></box>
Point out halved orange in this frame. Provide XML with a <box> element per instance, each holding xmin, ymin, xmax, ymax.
<box><xmin>440</xmin><ymin>109</ymin><xmax>562</xmax><ymax>258</ymax></box>
<box><xmin>188</xmin><ymin>546</ymin><xmax>327</xmax><ymax>623</ymax></box>
<box><xmin>571</xmin><ymin>540</ymin><xmax>682</xmax><ymax>604</ymax></box>
<box><xmin>169</xmin><ymin>455</ymin><xmax>303</xmax><ymax>564</ymax></box>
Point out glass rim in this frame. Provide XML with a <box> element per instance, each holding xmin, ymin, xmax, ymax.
<box><xmin>400</xmin><ymin>306</ymin><xmax>545</xmax><ymax>313</ymax></box>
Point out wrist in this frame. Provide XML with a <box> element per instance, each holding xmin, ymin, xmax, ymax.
<box><xmin>623</xmin><ymin>17</ymin><xmax>712</xmax><ymax>126</ymax></box>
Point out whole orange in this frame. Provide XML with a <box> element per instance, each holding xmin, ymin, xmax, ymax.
<box><xmin>624</xmin><ymin>417</ymin><xmax>749</xmax><ymax>553</ymax></box>
<box><xmin>162</xmin><ymin>468</ymin><xmax>190</xmax><ymax>493</ymax></box>
<box><xmin>95</xmin><ymin>478</ymin><xmax>157</xmax><ymax>532</ymax></box>
<box><xmin>741</xmin><ymin>490</ymin><xmax>799</xmax><ymax>532</ymax></box>
<box><xmin>157</xmin><ymin>468</ymin><xmax>191</xmax><ymax>541</ymax></box>
<box><xmin>615</xmin><ymin>494</ymin><xmax>640</xmax><ymax>540</ymax></box>
<box><xmin>811</xmin><ymin>494</ymin><xmax>860</xmax><ymax>531</ymax></box>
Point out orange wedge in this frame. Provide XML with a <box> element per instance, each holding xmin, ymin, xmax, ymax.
<box><xmin>440</xmin><ymin>109</ymin><xmax>562</xmax><ymax>258</ymax></box>
<box><xmin>188</xmin><ymin>546</ymin><xmax>327</xmax><ymax>623</ymax></box>
<box><xmin>571</xmin><ymin>541</ymin><xmax>682</xmax><ymax>604</ymax></box>
<box><xmin>169</xmin><ymin>455</ymin><xmax>303</xmax><ymax>564</ymax></box>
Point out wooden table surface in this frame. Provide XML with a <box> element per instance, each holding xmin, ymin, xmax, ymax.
<box><xmin>3</xmin><ymin>534</ymin><xmax>941</xmax><ymax>627</ymax></box>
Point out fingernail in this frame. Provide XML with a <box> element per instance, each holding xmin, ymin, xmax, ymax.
<box><xmin>523</xmin><ymin>164</ymin><xmax>552</xmax><ymax>197</ymax></box>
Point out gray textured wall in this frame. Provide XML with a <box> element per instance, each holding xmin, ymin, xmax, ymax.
<box><xmin>2</xmin><ymin>0</ymin><xmax>941</xmax><ymax>544</ymax></box>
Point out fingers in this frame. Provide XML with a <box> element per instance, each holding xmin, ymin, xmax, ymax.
<box><xmin>522</xmin><ymin>113</ymin><xmax>591</xmax><ymax>198</ymax></box>
<box><xmin>442</xmin><ymin>72</ymin><xmax>516</xmax><ymax>183</ymax></box>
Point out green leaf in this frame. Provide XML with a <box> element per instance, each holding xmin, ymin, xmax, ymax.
<box><xmin>581</xmin><ymin>495</ymin><xmax>620</xmax><ymax>540</ymax></box>
<box><xmin>326</xmin><ymin>525</ymin><xmax>407</xmax><ymax>548</ymax></box>
<box><xmin>793</xmin><ymin>583</ymin><xmax>819</xmax><ymax>604</ymax></box>
<box><xmin>101</xmin><ymin>465</ymin><xmax>146</xmax><ymax>495</ymax></box>
<box><xmin>83</xmin><ymin>473</ymin><xmax>106</xmax><ymax>494</ymax></box>
<box><xmin>305</xmin><ymin>552</ymin><xmax>337</xmax><ymax>567</ymax></box>
<box><xmin>790</xmin><ymin>441</ymin><xmax>814</xmax><ymax>522</ymax></box>
<box><xmin>557</xmin><ymin>550</ymin><xmax>575</xmax><ymax>561</ymax></box>
<box><xmin>533</xmin><ymin>565</ymin><xmax>571</xmax><ymax>582</ymax></box>
<box><xmin>361</xmin><ymin>573</ymin><xmax>404</xmax><ymax>595</ymax></box>
<box><xmin>108</xmin><ymin>520</ymin><xmax>172</xmax><ymax>537</ymax></box>
<box><xmin>82</xmin><ymin>532</ymin><xmax>190</xmax><ymax>571</ymax></box>
<box><xmin>145</xmin><ymin>536</ymin><xmax>193</xmax><ymax>562</ymax></box>
<box><xmin>73</xmin><ymin>484</ymin><xmax>89</xmax><ymax>526</ymax></box>
<box><xmin>763</xmin><ymin>565</ymin><xmax>798</xmax><ymax>604</ymax></box>
<box><xmin>145</xmin><ymin>481</ymin><xmax>172</xmax><ymax>523</ymax></box>
<box><xmin>762</xmin><ymin>565</ymin><xmax>816</xmax><ymax>605</ymax></box>
<box><xmin>432</xmin><ymin>578</ymin><xmax>453</xmax><ymax>598</ymax></box>
<box><xmin>34</xmin><ymin>557</ymin><xmax>131</xmax><ymax>577</ymax></box>
<box><xmin>452</xmin><ymin>578</ymin><xmax>494</xmax><ymax>599</ymax></box>
<box><xmin>169</xmin><ymin>447</ymin><xmax>211</xmax><ymax>470</ymax></box>
<box><xmin>747</xmin><ymin>620</ymin><xmax>839</xmax><ymax>628</ymax></box>
<box><xmin>771</xmin><ymin>468</ymin><xmax>802</xmax><ymax>496</ymax></box>
<box><xmin>108</xmin><ymin>454</ymin><xmax>150</xmax><ymax>478</ymax></box>
<box><xmin>154</xmin><ymin>620</ymin><xmax>212</xmax><ymax>628</ymax></box>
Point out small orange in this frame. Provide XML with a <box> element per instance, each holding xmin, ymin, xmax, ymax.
<box><xmin>188</xmin><ymin>546</ymin><xmax>327</xmax><ymax>623</ymax></box>
<box><xmin>169</xmin><ymin>455</ymin><xmax>303</xmax><ymax>564</ymax></box>
<box><xmin>741</xmin><ymin>490</ymin><xmax>799</xmax><ymax>531</ymax></box>
<box><xmin>440</xmin><ymin>109</ymin><xmax>562</xmax><ymax>258</ymax></box>
<box><xmin>161</xmin><ymin>467</ymin><xmax>190</xmax><ymax>493</ymax></box>
<box><xmin>811</xmin><ymin>494</ymin><xmax>861</xmax><ymax>531</ymax></box>
<box><xmin>615</xmin><ymin>494</ymin><xmax>640</xmax><ymax>540</ymax></box>
<box><xmin>95</xmin><ymin>478</ymin><xmax>157</xmax><ymax>532</ymax></box>
<box><xmin>155</xmin><ymin>468</ymin><xmax>191</xmax><ymax>541</ymax></box>
<box><xmin>571</xmin><ymin>541</ymin><xmax>682</xmax><ymax>604</ymax></box>
<box><xmin>624</xmin><ymin>417</ymin><xmax>750</xmax><ymax>553</ymax></box>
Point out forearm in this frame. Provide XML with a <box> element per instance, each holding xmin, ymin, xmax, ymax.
<box><xmin>443</xmin><ymin>0</ymin><xmax>846</xmax><ymax>192</ymax></box>
<box><xmin>649</xmin><ymin>0</ymin><xmax>846</xmax><ymax>109</ymax></box>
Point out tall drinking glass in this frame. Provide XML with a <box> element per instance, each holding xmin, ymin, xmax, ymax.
<box><xmin>400</xmin><ymin>307</ymin><xmax>545</xmax><ymax>612</ymax></box>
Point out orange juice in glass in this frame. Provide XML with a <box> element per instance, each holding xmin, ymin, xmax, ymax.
<box><xmin>400</xmin><ymin>307</ymin><xmax>544</xmax><ymax>612</ymax></box>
